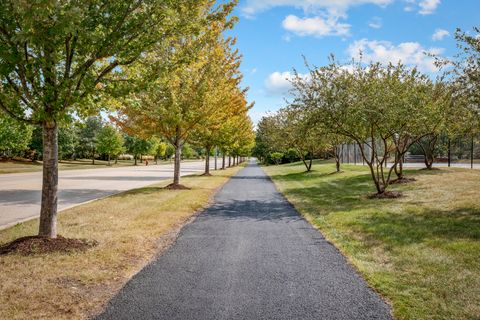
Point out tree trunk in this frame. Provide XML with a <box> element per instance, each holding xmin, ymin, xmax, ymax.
<box><xmin>115</xmin><ymin>156</ymin><xmax>118</xmax><ymax>165</ymax></box>
<box><xmin>394</xmin><ymin>150</ymin><xmax>404</xmax><ymax>179</ymax></box>
<box><xmin>134</xmin><ymin>155</ymin><xmax>138</xmax><ymax>166</ymax></box>
<box><xmin>173</xmin><ymin>143</ymin><xmax>182</xmax><ymax>186</ymax></box>
<box><xmin>107</xmin><ymin>154</ymin><xmax>111</xmax><ymax>166</ymax></box>
<box><xmin>228</xmin><ymin>155</ymin><xmax>231</xmax><ymax>167</ymax></box>
<box><xmin>222</xmin><ymin>153</ymin><xmax>226</xmax><ymax>170</ymax></box>
<box><xmin>38</xmin><ymin>121</ymin><xmax>59</xmax><ymax>238</ymax></box>
<box><xmin>92</xmin><ymin>147</ymin><xmax>95</xmax><ymax>165</ymax></box>
<box><xmin>204</xmin><ymin>146</ymin><xmax>211</xmax><ymax>175</ymax></box>
<box><xmin>214</xmin><ymin>147</ymin><xmax>218</xmax><ymax>170</ymax></box>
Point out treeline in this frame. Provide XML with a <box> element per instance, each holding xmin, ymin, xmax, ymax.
<box><xmin>254</xmin><ymin>27</ymin><xmax>480</xmax><ymax>197</ymax></box>
<box><xmin>0</xmin><ymin>115</ymin><xmax>242</xmax><ymax>166</ymax></box>
<box><xmin>0</xmin><ymin>1</ymin><xmax>254</xmax><ymax>238</ymax></box>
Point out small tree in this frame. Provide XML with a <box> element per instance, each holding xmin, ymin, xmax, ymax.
<box><xmin>125</xmin><ymin>135</ymin><xmax>153</xmax><ymax>166</ymax></box>
<box><xmin>271</xmin><ymin>152</ymin><xmax>283</xmax><ymax>165</ymax></box>
<box><xmin>0</xmin><ymin>114</ymin><xmax>33</xmax><ymax>157</ymax></box>
<box><xmin>96</xmin><ymin>125</ymin><xmax>124</xmax><ymax>166</ymax></box>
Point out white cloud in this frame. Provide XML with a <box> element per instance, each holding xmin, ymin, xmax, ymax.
<box><xmin>347</xmin><ymin>38</ymin><xmax>444</xmax><ymax>72</ymax></box>
<box><xmin>418</xmin><ymin>0</ymin><xmax>440</xmax><ymax>15</ymax></box>
<box><xmin>250</xmin><ymin>68</ymin><xmax>258</xmax><ymax>74</ymax></box>
<box><xmin>265</xmin><ymin>71</ymin><xmax>309</xmax><ymax>95</ymax></box>
<box><xmin>242</xmin><ymin>0</ymin><xmax>393</xmax><ymax>17</ymax></box>
<box><xmin>282</xmin><ymin>14</ymin><xmax>350</xmax><ymax>37</ymax></box>
<box><xmin>432</xmin><ymin>28</ymin><xmax>449</xmax><ymax>41</ymax></box>
<box><xmin>403</xmin><ymin>0</ymin><xmax>441</xmax><ymax>15</ymax></box>
<box><xmin>368</xmin><ymin>17</ymin><xmax>383</xmax><ymax>29</ymax></box>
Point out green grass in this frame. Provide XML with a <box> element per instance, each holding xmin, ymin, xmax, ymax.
<box><xmin>263</xmin><ymin>161</ymin><xmax>480</xmax><ymax>320</ymax></box>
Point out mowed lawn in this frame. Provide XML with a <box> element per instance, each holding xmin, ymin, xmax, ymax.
<box><xmin>0</xmin><ymin>166</ymin><xmax>242</xmax><ymax>320</ymax></box>
<box><xmin>0</xmin><ymin>159</ymin><xmax>144</xmax><ymax>174</ymax></box>
<box><xmin>263</xmin><ymin>161</ymin><xmax>480</xmax><ymax>320</ymax></box>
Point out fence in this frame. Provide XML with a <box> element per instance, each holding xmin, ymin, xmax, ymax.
<box><xmin>337</xmin><ymin>134</ymin><xmax>480</xmax><ymax>169</ymax></box>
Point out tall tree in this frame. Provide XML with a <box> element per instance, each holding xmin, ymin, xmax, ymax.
<box><xmin>0</xmin><ymin>0</ymin><xmax>186</xmax><ymax>238</ymax></box>
<box><xmin>78</xmin><ymin>116</ymin><xmax>103</xmax><ymax>164</ymax></box>
<box><xmin>96</xmin><ymin>125</ymin><xmax>124</xmax><ymax>166</ymax></box>
<box><xmin>115</xmin><ymin>1</ymin><xmax>239</xmax><ymax>188</ymax></box>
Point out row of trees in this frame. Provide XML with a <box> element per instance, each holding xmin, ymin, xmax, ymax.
<box><xmin>0</xmin><ymin>1</ymin><xmax>254</xmax><ymax>238</ymax></box>
<box><xmin>254</xmin><ymin>27</ymin><xmax>479</xmax><ymax>197</ymax></box>
<box><xmin>0</xmin><ymin>114</ymin><xmax>224</xmax><ymax>166</ymax></box>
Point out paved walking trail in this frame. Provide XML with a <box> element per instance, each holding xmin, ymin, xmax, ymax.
<box><xmin>98</xmin><ymin>161</ymin><xmax>392</xmax><ymax>320</ymax></box>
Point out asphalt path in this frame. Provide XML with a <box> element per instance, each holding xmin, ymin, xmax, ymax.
<box><xmin>98</xmin><ymin>160</ymin><xmax>392</xmax><ymax>320</ymax></box>
<box><xmin>0</xmin><ymin>160</ymin><xmax>210</xmax><ymax>230</ymax></box>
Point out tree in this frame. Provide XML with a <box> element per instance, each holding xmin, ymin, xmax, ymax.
<box><xmin>253</xmin><ymin>115</ymin><xmax>285</xmax><ymax>164</ymax></box>
<box><xmin>114</xmin><ymin>1</ymin><xmax>239</xmax><ymax>188</ymax></box>
<box><xmin>57</xmin><ymin>122</ymin><xmax>79</xmax><ymax>161</ymax></box>
<box><xmin>0</xmin><ymin>114</ymin><xmax>32</xmax><ymax>157</ymax></box>
<box><xmin>291</xmin><ymin>59</ymin><xmax>432</xmax><ymax>196</ymax></box>
<box><xmin>124</xmin><ymin>135</ymin><xmax>153</xmax><ymax>166</ymax></box>
<box><xmin>77</xmin><ymin>116</ymin><xmax>103</xmax><ymax>164</ymax></box>
<box><xmin>151</xmin><ymin>138</ymin><xmax>167</xmax><ymax>164</ymax></box>
<box><xmin>0</xmin><ymin>0</ymin><xmax>186</xmax><ymax>238</ymax></box>
<box><xmin>182</xmin><ymin>144</ymin><xmax>195</xmax><ymax>159</ymax></box>
<box><xmin>271</xmin><ymin>152</ymin><xmax>283</xmax><ymax>165</ymax></box>
<box><xmin>29</xmin><ymin>122</ymin><xmax>79</xmax><ymax>161</ymax></box>
<box><xmin>96</xmin><ymin>125</ymin><xmax>124</xmax><ymax>166</ymax></box>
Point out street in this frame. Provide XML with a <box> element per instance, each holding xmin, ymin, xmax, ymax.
<box><xmin>0</xmin><ymin>160</ymin><xmax>211</xmax><ymax>229</ymax></box>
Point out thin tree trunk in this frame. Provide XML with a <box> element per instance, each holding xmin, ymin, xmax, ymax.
<box><xmin>107</xmin><ymin>154</ymin><xmax>111</xmax><ymax>166</ymax></box>
<box><xmin>115</xmin><ymin>156</ymin><xmax>118</xmax><ymax>165</ymax></box>
<box><xmin>38</xmin><ymin>121</ymin><xmax>59</xmax><ymax>238</ymax></box>
<box><xmin>228</xmin><ymin>155</ymin><xmax>231</xmax><ymax>167</ymax></box>
<box><xmin>214</xmin><ymin>147</ymin><xmax>218</xmax><ymax>170</ymax></box>
<box><xmin>173</xmin><ymin>142</ymin><xmax>182</xmax><ymax>186</ymax></box>
<box><xmin>204</xmin><ymin>146</ymin><xmax>211</xmax><ymax>175</ymax></box>
<box><xmin>222</xmin><ymin>153</ymin><xmax>226</xmax><ymax>170</ymax></box>
<box><xmin>92</xmin><ymin>147</ymin><xmax>95</xmax><ymax>165</ymax></box>
<box><xmin>134</xmin><ymin>155</ymin><xmax>137</xmax><ymax>166</ymax></box>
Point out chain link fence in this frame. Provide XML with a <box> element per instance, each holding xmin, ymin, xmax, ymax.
<box><xmin>338</xmin><ymin>134</ymin><xmax>480</xmax><ymax>169</ymax></box>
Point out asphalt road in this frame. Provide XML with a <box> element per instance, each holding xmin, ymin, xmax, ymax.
<box><xmin>98</xmin><ymin>160</ymin><xmax>392</xmax><ymax>320</ymax></box>
<box><xmin>0</xmin><ymin>160</ymin><xmax>210</xmax><ymax>230</ymax></box>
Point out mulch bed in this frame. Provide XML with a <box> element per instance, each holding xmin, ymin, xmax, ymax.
<box><xmin>164</xmin><ymin>183</ymin><xmax>191</xmax><ymax>190</ymax></box>
<box><xmin>0</xmin><ymin>236</ymin><xmax>98</xmax><ymax>256</ymax></box>
<box><xmin>389</xmin><ymin>177</ymin><xmax>416</xmax><ymax>185</ymax></box>
<box><xmin>367</xmin><ymin>191</ymin><xmax>403</xmax><ymax>199</ymax></box>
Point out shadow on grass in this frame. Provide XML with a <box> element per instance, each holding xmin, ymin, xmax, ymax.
<box><xmin>268</xmin><ymin>164</ymin><xmax>459</xmax><ymax>214</ymax></box>
<box><xmin>269</xmin><ymin>163</ymin><xmax>480</xmax><ymax>246</ymax></box>
<box><xmin>111</xmin><ymin>187</ymin><xmax>169</xmax><ymax>197</ymax></box>
<box><xmin>353</xmin><ymin>207</ymin><xmax>480</xmax><ymax>247</ymax></box>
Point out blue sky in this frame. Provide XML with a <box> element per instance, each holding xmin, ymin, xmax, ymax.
<box><xmin>227</xmin><ymin>0</ymin><xmax>480</xmax><ymax>125</ymax></box>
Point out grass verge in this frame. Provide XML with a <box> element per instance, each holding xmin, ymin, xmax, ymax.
<box><xmin>263</xmin><ymin>161</ymin><xmax>480</xmax><ymax>320</ymax></box>
<box><xmin>0</xmin><ymin>165</ymin><xmax>242</xmax><ymax>319</ymax></box>
<box><xmin>0</xmin><ymin>159</ymin><xmax>146</xmax><ymax>174</ymax></box>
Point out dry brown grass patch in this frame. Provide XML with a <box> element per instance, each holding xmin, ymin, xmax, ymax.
<box><xmin>0</xmin><ymin>166</ymin><xmax>242</xmax><ymax>320</ymax></box>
